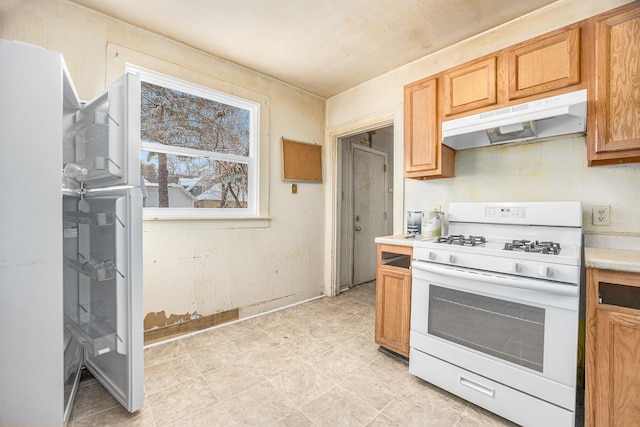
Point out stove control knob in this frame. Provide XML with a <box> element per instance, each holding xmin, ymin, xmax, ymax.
<box><xmin>448</xmin><ymin>254</ymin><xmax>456</xmax><ymax>263</ymax></box>
<box><xmin>507</xmin><ymin>261</ymin><xmax>520</xmax><ymax>273</ymax></box>
<box><xmin>537</xmin><ymin>265</ymin><xmax>550</xmax><ymax>277</ymax></box>
<box><xmin>428</xmin><ymin>251</ymin><xmax>436</xmax><ymax>261</ymax></box>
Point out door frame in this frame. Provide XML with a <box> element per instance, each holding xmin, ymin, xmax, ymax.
<box><xmin>350</xmin><ymin>143</ymin><xmax>388</xmax><ymax>286</ymax></box>
<box><xmin>324</xmin><ymin>106</ymin><xmax>403</xmax><ymax>297</ymax></box>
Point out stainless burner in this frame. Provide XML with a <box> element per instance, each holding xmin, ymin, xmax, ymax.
<box><xmin>504</xmin><ymin>240</ymin><xmax>561</xmax><ymax>255</ymax></box>
<box><xmin>436</xmin><ymin>235</ymin><xmax>486</xmax><ymax>246</ymax></box>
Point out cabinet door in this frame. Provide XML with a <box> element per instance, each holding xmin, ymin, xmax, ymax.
<box><xmin>375</xmin><ymin>266</ymin><xmax>412</xmax><ymax>356</ymax></box>
<box><xmin>403</xmin><ymin>78</ymin><xmax>455</xmax><ymax>179</ymax></box>
<box><xmin>586</xmin><ymin>268</ymin><xmax>640</xmax><ymax>427</ymax></box>
<box><xmin>443</xmin><ymin>57</ymin><xmax>497</xmax><ymax>116</ymax></box>
<box><xmin>375</xmin><ymin>244</ymin><xmax>413</xmax><ymax>357</ymax></box>
<box><xmin>588</xmin><ymin>4</ymin><xmax>640</xmax><ymax>164</ymax></box>
<box><xmin>593</xmin><ymin>309</ymin><xmax>640</xmax><ymax>426</ymax></box>
<box><xmin>404</xmin><ymin>78</ymin><xmax>438</xmax><ymax>174</ymax></box>
<box><xmin>508</xmin><ymin>27</ymin><xmax>581</xmax><ymax>100</ymax></box>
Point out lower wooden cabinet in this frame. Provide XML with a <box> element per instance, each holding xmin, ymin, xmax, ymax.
<box><xmin>585</xmin><ymin>268</ymin><xmax>640</xmax><ymax>426</ymax></box>
<box><xmin>375</xmin><ymin>244</ymin><xmax>412</xmax><ymax>357</ymax></box>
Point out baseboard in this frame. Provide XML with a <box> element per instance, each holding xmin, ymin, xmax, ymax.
<box><xmin>143</xmin><ymin>308</ymin><xmax>239</xmax><ymax>345</ymax></box>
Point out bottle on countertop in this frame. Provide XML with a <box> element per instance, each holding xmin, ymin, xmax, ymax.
<box><xmin>406</xmin><ymin>211</ymin><xmax>423</xmax><ymax>235</ymax></box>
<box><xmin>422</xmin><ymin>206</ymin><xmax>444</xmax><ymax>238</ymax></box>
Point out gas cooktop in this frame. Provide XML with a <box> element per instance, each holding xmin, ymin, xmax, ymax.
<box><xmin>434</xmin><ymin>235</ymin><xmax>563</xmax><ymax>255</ymax></box>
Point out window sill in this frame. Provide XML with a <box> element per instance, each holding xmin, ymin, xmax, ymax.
<box><xmin>143</xmin><ymin>214</ymin><xmax>271</xmax><ymax>228</ymax></box>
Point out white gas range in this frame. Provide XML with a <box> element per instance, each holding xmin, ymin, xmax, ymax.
<box><xmin>409</xmin><ymin>201</ymin><xmax>582</xmax><ymax>427</ymax></box>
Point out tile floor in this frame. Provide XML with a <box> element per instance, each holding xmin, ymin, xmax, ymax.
<box><xmin>69</xmin><ymin>281</ymin><xmax>576</xmax><ymax>426</ymax></box>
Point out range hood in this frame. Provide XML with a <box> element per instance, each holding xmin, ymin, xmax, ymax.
<box><xmin>442</xmin><ymin>89</ymin><xmax>587</xmax><ymax>150</ymax></box>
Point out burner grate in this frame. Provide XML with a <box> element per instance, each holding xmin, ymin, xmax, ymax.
<box><xmin>436</xmin><ymin>235</ymin><xmax>487</xmax><ymax>246</ymax></box>
<box><xmin>504</xmin><ymin>240</ymin><xmax>561</xmax><ymax>255</ymax></box>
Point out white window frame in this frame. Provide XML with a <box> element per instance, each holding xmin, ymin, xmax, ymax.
<box><xmin>127</xmin><ymin>65</ymin><xmax>260</xmax><ymax>219</ymax></box>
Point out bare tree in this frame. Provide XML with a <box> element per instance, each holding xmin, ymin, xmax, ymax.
<box><xmin>140</xmin><ymin>82</ymin><xmax>250</xmax><ymax>208</ymax></box>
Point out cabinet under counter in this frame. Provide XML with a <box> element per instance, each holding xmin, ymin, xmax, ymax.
<box><xmin>374</xmin><ymin>240</ymin><xmax>414</xmax><ymax>358</ymax></box>
<box><xmin>584</xmin><ymin>246</ymin><xmax>640</xmax><ymax>427</ymax></box>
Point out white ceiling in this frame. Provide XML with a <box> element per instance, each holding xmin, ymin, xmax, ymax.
<box><xmin>69</xmin><ymin>0</ymin><xmax>559</xmax><ymax>98</ymax></box>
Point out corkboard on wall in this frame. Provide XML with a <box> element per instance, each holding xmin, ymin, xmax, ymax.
<box><xmin>281</xmin><ymin>138</ymin><xmax>322</xmax><ymax>182</ymax></box>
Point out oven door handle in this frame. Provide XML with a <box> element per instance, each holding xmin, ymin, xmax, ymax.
<box><xmin>412</xmin><ymin>260</ymin><xmax>578</xmax><ymax>296</ymax></box>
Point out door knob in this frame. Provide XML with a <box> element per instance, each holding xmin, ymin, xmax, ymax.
<box><xmin>355</xmin><ymin>226</ymin><xmax>362</xmax><ymax>231</ymax></box>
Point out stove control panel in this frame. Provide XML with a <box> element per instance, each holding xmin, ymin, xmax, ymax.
<box><xmin>485</xmin><ymin>205</ymin><xmax>527</xmax><ymax>219</ymax></box>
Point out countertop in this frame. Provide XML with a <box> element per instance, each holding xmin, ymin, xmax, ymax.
<box><xmin>584</xmin><ymin>247</ymin><xmax>640</xmax><ymax>273</ymax></box>
<box><xmin>374</xmin><ymin>234</ymin><xmax>424</xmax><ymax>247</ymax></box>
<box><xmin>584</xmin><ymin>234</ymin><xmax>640</xmax><ymax>273</ymax></box>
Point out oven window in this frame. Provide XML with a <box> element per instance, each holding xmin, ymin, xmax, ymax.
<box><xmin>428</xmin><ymin>285</ymin><xmax>545</xmax><ymax>372</ymax></box>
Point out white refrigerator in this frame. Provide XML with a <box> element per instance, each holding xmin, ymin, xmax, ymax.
<box><xmin>0</xmin><ymin>40</ymin><xmax>143</xmax><ymax>425</ymax></box>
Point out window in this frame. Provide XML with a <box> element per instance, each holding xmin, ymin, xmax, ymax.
<box><xmin>131</xmin><ymin>67</ymin><xmax>259</xmax><ymax>218</ymax></box>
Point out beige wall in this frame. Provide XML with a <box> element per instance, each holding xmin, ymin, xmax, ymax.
<box><xmin>1</xmin><ymin>0</ymin><xmax>326</xmax><ymax>325</ymax></box>
<box><xmin>4</xmin><ymin>0</ymin><xmax>639</xmax><ymax>331</ymax></box>
<box><xmin>326</xmin><ymin>0</ymin><xmax>640</xmax><ymax>241</ymax></box>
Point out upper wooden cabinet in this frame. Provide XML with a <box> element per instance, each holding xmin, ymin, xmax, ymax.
<box><xmin>402</xmin><ymin>2</ymin><xmax>640</xmax><ymax>179</ymax></box>
<box><xmin>508</xmin><ymin>27</ymin><xmax>581</xmax><ymax>100</ymax></box>
<box><xmin>404</xmin><ymin>77</ymin><xmax>455</xmax><ymax>179</ymax></box>
<box><xmin>587</xmin><ymin>2</ymin><xmax>640</xmax><ymax>165</ymax></box>
<box><xmin>443</xmin><ymin>57</ymin><xmax>497</xmax><ymax>116</ymax></box>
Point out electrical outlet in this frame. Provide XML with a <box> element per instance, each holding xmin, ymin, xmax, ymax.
<box><xmin>593</xmin><ymin>205</ymin><xmax>610</xmax><ymax>226</ymax></box>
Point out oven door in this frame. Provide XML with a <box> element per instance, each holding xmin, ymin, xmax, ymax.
<box><xmin>410</xmin><ymin>260</ymin><xmax>579</xmax><ymax>411</ymax></box>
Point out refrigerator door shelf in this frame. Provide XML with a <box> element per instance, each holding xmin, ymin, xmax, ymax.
<box><xmin>64</xmin><ymin>306</ymin><xmax>118</xmax><ymax>357</ymax></box>
<box><xmin>68</xmin><ymin>109</ymin><xmax>112</xmax><ymax>137</ymax></box>
<box><xmin>65</xmin><ymin>256</ymin><xmax>119</xmax><ymax>282</ymax></box>
<box><xmin>64</xmin><ymin>210</ymin><xmax>115</xmax><ymax>226</ymax></box>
